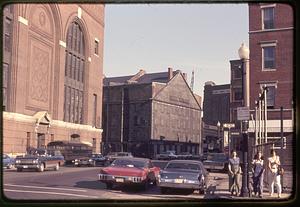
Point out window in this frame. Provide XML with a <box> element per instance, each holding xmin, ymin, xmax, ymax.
<box><xmin>233</xmin><ymin>68</ymin><xmax>242</xmax><ymax>79</ymax></box>
<box><xmin>262</xmin><ymin>7</ymin><xmax>274</xmax><ymax>29</ymax></box>
<box><xmin>263</xmin><ymin>46</ymin><xmax>275</xmax><ymax>69</ymax></box>
<box><xmin>64</xmin><ymin>20</ymin><xmax>85</xmax><ymax>124</ymax></box>
<box><xmin>93</xmin><ymin>94</ymin><xmax>97</xmax><ymax>127</ymax></box>
<box><xmin>234</xmin><ymin>89</ymin><xmax>243</xmax><ymax>101</ymax></box>
<box><xmin>26</xmin><ymin>132</ymin><xmax>31</xmax><ymax>149</ymax></box>
<box><xmin>2</xmin><ymin>64</ymin><xmax>9</xmax><ymax>110</ymax></box>
<box><xmin>94</xmin><ymin>40</ymin><xmax>99</xmax><ymax>55</ymax></box>
<box><xmin>4</xmin><ymin>17</ymin><xmax>12</xmax><ymax>52</ymax></box>
<box><xmin>266</xmin><ymin>86</ymin><xmax>276</xmax><ymax>108</ymax></box>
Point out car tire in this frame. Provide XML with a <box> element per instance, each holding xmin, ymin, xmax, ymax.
<box><xmin>199</xmin><ymin>188</ymin><xmax>205</xmax><ymax>195</ymax></box>
<box><xmin>54</xmin><ymin>163</ymin><xmax>59</xmax><ymax>171</ymax></box>
<box><xmin>142</xmin><ymin>180</ymin><xmax>149</xmax><ymax>191</ymax></box>
<box><xmin>17</xmin><ymin>168</ymin><xmax>22</xmax><ymax>172</ymax></box>
<box><xmin>106</xmin><ymin>183</ymin><xmax>113</xmax><ymax>190</ymax></box>
<box><xmin>160</xmin><ymin>187</ymin><xmax>168</xmax><ymax>194</ymax></box>
<box><xmin>38</xmin><ymin>164</ymin><xmax>45</xmax><ymax>172</ymax></box>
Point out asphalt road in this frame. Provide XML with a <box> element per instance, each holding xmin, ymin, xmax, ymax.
<box><xmin>2</xmin><ymin>165</ymin><xmax>226</xmax><ymax>201</ymax></box>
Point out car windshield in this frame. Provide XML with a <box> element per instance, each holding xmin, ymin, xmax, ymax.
<box><xmin>107</xmin><ymin>152</ymin><xmax>118</xmax><ymax>156</ymax></box>
<box><xmin>111</xmin><ymin>159</ymin><xmax>146</xmax><ymax>168</ymax></box>
<box><xmin>3</xmin><ymin>154</ymin><xmax>9</xmax><ymax>159</ymax></box>
<box><xmin>165</xmin><ymin>162</ymin><xmax>200</xmax><ymax>171</ymax></box>
<box><xmin>117</xmin><ymin>152</ymin><xmax>131</xmax><ymax>156</ymax></box>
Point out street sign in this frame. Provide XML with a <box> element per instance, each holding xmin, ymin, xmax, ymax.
<box><xmin>223</xmin><ymin>123</ymin><xmax>235</xmax><ymax>128</ymax></box>
<box><xmin>230</xmin><ymin>132</ymin><xmax>241</xmax><ymax>136</ymax></box>
<box><xmin>237</xmin><ymin>106</ymin><xmax>250</xmax><ymax>121</ymax></box>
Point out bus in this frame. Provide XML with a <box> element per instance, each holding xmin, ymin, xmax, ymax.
<box><xmin>47</xmin><ymin>141</ymin><xmax>93</xmax><ymax>164</ymax></box>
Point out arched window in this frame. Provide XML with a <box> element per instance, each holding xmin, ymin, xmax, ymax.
<box><xmin>64</xmin><ymin>20</ymin><xmax>85</xmax><ymax>124</ymax></box>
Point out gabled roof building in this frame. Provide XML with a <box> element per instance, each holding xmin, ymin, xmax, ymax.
<box><xmin>102</xmin><ymin>68</ymin><xmax>202</xmax><ymax>158</ymax></box>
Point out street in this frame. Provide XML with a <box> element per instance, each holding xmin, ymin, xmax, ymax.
<box><xmin>3</xmin><ymin>166</ymin><xmax>228</xmax><ymax>200</ymax></box>
<box><xmin>3</xmin><ymin>164</ymin><xmax>291</xmax><ymax>201</ymax></box>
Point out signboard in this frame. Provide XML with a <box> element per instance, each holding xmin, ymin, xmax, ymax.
<box><xmin>223</xmin><ymin>123</ymin><xmax>235</xmax><ymax>128</ymax></box>
<box><xmin>237</xmin><ymin>106</ymin><xmax>250</xmax><ymax>121</ymax></box>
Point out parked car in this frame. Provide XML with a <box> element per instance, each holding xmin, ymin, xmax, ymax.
<box><xmin>15</xmin><ymin>148</ymin><xmax>65</xmax><ymax>172</ymax></box>
<box><xmin>3</xmin><ymin>154</ymin><xmax>15</xmax><ymax>169</ymax></box>
<box><xmin>105</xmin><ymin>152</ymin><xmax>133</xmax><ymax>165</ymax></box>
<box><xmin>73</xmin><ymin>153</ymin><xmax>106</xmax><ymax>167</ymax></box>
<box><xmin>203</xmin><ymin>153</ymin><xmax>228</xmax><ymax>172</ymax></box>
<box><xmin>155</xmin><ymin>151</ymin><xmax>178</xmax><ymax>160</ymax></box>
<box><xmin>98</xmin><ymin>157</ymin><xmax>160</xmax><ymax>190</ymax></box>
<box><xmin>158</xmin><ymin>160</ymin><xmax>208</xmax><ymax>194</ymax></box>
<box><xmin>177</xmin><ymin>152</ymin><xmax>193</xmax><ymax>160</ymax></box>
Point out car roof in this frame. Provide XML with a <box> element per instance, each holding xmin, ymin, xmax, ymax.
<box><xmin>114</xmin><ymin>157</ymin><xmax>150</xmax><ymax>162</ymax></box>
<box><xmin>167</xmin><ymin>160</ymin><xmax>203</xmax><ymax>164</ymax></box>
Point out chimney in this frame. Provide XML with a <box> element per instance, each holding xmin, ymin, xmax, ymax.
<box><xmin>168</xmin><ymin>67</ymin><xmax>173</xmax><ymax>80</ymax></box>
<box><xmin>183</xmin><ymin>73</ymin><xmax>187</xmax><ymax>81</ymax></box>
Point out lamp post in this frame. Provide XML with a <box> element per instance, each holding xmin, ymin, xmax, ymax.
<box><xmin>238</xmin><ymin>43</ymin><xmax>250</xmax><ymax>197</ymax></box>
<box><xmin>217</xmin><ymin>121</ymin><xmax>221</xmax><ymax>152</ymax></box>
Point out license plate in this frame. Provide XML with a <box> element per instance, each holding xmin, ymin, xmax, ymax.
<box><xmin>23</xmin><ymin>166</ymin><xmax>28</xmax><ymax>168</ymax></box>
<box><xmin>175</xmin><ymin>179</ymin><xmax>183</xmax><ymax>183</ymax></box>
<box><xmin>116</xmin><ymin>178</ymin><xmax>124</xmax><ymax>183</ymax></box>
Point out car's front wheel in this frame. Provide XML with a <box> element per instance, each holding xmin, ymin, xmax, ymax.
<box><xmin>17</xmin><ymin>168</ymin><xmax>22</xmax><ymax>172</ymax></box>
<box><xmin>160</xmin><ymin>187</ymin><xmax>168</xmax><ymax>194</ymax></box>
<box><xmin>106</xmin><ymin>183</ymin><xmax>113</xmax><ymax>190</ymax></box>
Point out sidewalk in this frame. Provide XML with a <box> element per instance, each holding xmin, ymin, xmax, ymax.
<box><xmin>206</xmin><ymin>172</ymin><xmax>293</xmax><ymax>200</ymax></box>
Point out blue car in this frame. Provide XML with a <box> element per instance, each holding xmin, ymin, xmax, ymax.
<box><xmin>3</xmin><ymin>154</ymin><xmax>15</xmax><ymax>169</ymax></box>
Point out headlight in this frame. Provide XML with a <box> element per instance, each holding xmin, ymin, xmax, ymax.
<box><xmin>15</xmin><ymin>160</ymin><xmax>21</xmax><ymax>163</ymax></box>
<box><xmin>89</xmin><ymin>159</ymin><xmax>92</xmax><ymax>162</ymax></box>
<box><xmin>32</xmin><ymin>159</ymin><xmax>38</xmax><ymax>163</ymax></box>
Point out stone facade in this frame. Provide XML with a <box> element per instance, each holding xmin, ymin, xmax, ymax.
<box><xmin>2</xmin><ymin>4</ymin><xmax>104</xmax><ymax>155</ymax></box>
<box><xmin>102</xmin><ymin>69</ymin><xmax>202</xmax><ymax>158</ymax></box>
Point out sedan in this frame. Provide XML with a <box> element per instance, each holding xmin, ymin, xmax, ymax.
<box><xmin>98</xmin><ymin>157</ymin><xmax>160</xmax><ymax>190</ymax></box>
<box><xmin>158</xmin><ymin>160</ymin><xmax>208</xmax><ymax>194</ymax></box>
<box><xmin>3</xmin><ymin>154</ymin><xmax>15</xmax><ymax>169</ymax></box>
<box><xmin>203</xmin><ymin>153</ymin><xmax>228</xmax><ymax>172</ymax></box>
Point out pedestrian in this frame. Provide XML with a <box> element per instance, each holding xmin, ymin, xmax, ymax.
<box><xmin>252</xmin><ymin>151</ymin><xmax>265</xmax><ymax>198</ymax></box>
<box><xmin>268</xmin><ymin>149</ymin><xmax>282</xmax><ymax>198</ymax></box>
<box><xmin>228</xmin><ymin>150</ymin><xmax>241</xmax><ymax>196</ymax></box>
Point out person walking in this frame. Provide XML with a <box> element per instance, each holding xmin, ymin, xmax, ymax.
<box><xmin>252</xmin><ymin>151</ymin><xmax>265</xmax><ymax>198</ymax></box>
<box><xmin>268</xmin><ymin>149</ymin><xmax>282</xmax><ymax>198</ymax></box>
<box><xmin>228</xmin><ymin>150</ymin><xmax>241</xmax><ymax>196</ymax></box>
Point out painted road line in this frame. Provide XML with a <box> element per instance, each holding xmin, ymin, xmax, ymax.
<box><xmin>4</xmin><ymin>189</ymin><xmax>99</xmax><ymax>199</ymax></box>
<box><xmin>5</xmin><ymin>184</ymin><xmax>87</xmax><ymax>192</ymax></box>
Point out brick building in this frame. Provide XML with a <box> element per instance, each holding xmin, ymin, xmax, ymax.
<box><xmin>248</xmin><ymin>3</ymin><xmax>293</xmax><ymax>169</ymax></box>
<box><xmin>2</xmin><ymin>4</ymin><xmax>104</xmax><ymax>155</ymax></box>
<box><xmin>229</xmin><ymin>59</ymin><xmax>243</xmax><ymax>153</ymax></box>
<box><xmin>102</xmin><ymin>68</ymin><xmax>202</xmax><ymax>158</ymax></box>
<box><xmin>202</xmin><ymin>81</ymin><xmax>230</xmax><ymax>153</ymax></box>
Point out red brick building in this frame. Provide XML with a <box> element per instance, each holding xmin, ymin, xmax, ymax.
<box><xmin>2</xmin><ymin>4</ymin><xmax>104</xmax><ymax>155</ymax></box>
<box><xmin>248</xmin><ymin>3</ymin><xmax>293</xmax><ymax>168</ymax></box>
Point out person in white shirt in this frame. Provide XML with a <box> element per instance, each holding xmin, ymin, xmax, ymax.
<box><xmin>268</xmin><ymin>149</ymin><xmax>282</xmax><ymax>198</ymax></box>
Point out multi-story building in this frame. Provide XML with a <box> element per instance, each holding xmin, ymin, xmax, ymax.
<box><xmin>102</xmin><ymin>68</ymin><xmax>202</xmax><ymax>158</ymax></box>
<box><xmin>202</xmin><ymin>81</ymin><xmax>230</xmax><ymax>153</ymax></box>
<box><xmin>2</xmin><ymin>4</ymin><xmax>104</xmax><ymax>154</ymax></box>
<box><xmin>229</xmin><ymin>59</ymin><xmax>243</xmax><ymax>153</ymax></box>
<box><xmin>248</xmin><ymin>3</ymin><xmax>293</xmax><ymax>169</ymax></box>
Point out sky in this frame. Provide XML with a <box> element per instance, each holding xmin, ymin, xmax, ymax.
<box><xmin>103</xmin><ymin>4</ymin><xmax>249</xmax><ymax>98</ymax></box>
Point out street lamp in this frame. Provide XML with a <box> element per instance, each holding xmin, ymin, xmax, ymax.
<box><xmin>217</xmin><ymin>121</ymin><xmax>221</xmax><ymax>152</ymax></box>
<box><xmin>238</xmin><ymin>43</ymin><xmax>250</xmax><ymax>197</ymax></box>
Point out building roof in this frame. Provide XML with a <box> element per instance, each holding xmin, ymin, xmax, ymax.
<box><xmin>103</xmin><ymin>70</ymin><xmax>177</xmax><ymax>86</ymax></box>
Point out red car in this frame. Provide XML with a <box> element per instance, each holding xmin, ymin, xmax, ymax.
<box><xmin>98</xmin><ymin>157</ymin><xmax>160</xmax><ymax>190</ymax></box>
